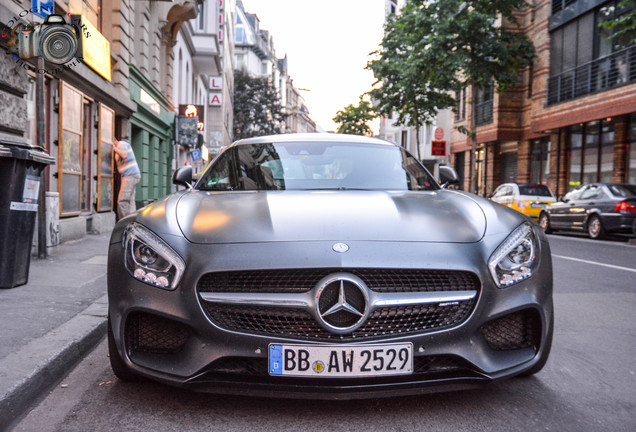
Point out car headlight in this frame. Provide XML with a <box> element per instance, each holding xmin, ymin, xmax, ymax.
<box><xmin>122</xmin><ymin>223</ymin><xmax>185</xmax><ymax>290</ymax></box>
<box><xmin>488</xmin><ymin>223</ymin><xmax>538</xmax><ymax>288</ymax></box>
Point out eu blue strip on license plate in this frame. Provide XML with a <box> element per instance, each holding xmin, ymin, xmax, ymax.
<box><xmin>268</xmin><ymin>343</ymin><xmax>413</xmax><ymax>377</ymax></box>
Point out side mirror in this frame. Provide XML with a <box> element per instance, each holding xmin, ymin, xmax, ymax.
<box><xmin>173</xmin><ymin>166</ymin><xmax>193</xmax><ymax>188</ymax></box>
<box><xmin>438</xmin><ymin>166</ymin><xmax>459</xmax><ymax>188</ymax></box>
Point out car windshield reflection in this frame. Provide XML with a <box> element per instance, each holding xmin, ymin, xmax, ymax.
<box><xmin>196</xmin><ymin>142</ymin><xmax>439</xmax><ymax>192</ymax></box>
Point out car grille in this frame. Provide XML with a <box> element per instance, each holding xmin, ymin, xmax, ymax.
<box><xmin>204</xmin><ymin>355</ymin><xmax>475</xmax><ymax>378</ymax></box>
<box><xmin>198</xmin><ymin>269</ymin><xmax>479</xmax><ymax>341</ymax></box>
<box><xmin>125</xmin><ymin>311</ymin><xmax>191</xmax><ymax>355</ymax></box>
<box><xmin>480</xmin><ymin>309</ymin><xmax>541</xmax><ymax>351</ymax></box>
<box><xmin>198</xmin><ymin>268</ymin><xmax>479</xmax><ymax>294</ymax></box>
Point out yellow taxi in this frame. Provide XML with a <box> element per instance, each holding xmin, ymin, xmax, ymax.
<box><xmin>490</xmin><ymin>183</ymin><xmax>556</xmax><ymax>219</ymax></box>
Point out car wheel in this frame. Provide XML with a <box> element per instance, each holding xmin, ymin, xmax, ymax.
<box><xmin>538</xmin><ymin>212</ymin><xmax>552</xmax><ymax>234</ymax></box>
<box><xmin>108</xmin><ymin>315</ymin><xmax>143</xmax><ymax>381</ymax></box>
<box><xmin>587</xmin><ymin>215</ymin><xmax>605</xmax><ymax>240</ymax></box>
<box><xmin>519</xmin><ymin>313</ymin><xmax>554</xmax><ymax>377</ymax></box>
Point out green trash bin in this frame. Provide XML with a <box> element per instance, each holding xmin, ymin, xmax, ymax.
<box><xmin>0</xmin><ymin>140</ymin><xmax>55</xmax><ymax>288</ymax></box>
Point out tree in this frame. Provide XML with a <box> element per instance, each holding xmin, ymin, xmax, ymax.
<box><xmin>368</xmin><ymin>0</ymin><xmax>535</xmax><ymax>192</ymax></box>
<box><xmin>368</xmin><ymin>7</ymin><xmax>456</xmax><ymax>159</ymax></box>
<box><xmin>333</xmin><ymin>97</ymin><xmax>377</xmax><ymax>136</ymax></box>
<box><xmin>598</xmin><ymin>0</ymin><xmax>636</xmax><ymax>46</ymax></box>
<box><xmin>233</xmin><ymin>70</ymin><xmax>284</xmax><ymax>140</ymax></box>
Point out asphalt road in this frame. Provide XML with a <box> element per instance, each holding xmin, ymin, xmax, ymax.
<box><xmin>12</xmin><ymin>234</ymin><xmax>636</xmax><ymax>432</ymax></box>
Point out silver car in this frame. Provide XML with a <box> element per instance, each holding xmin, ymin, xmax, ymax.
<box><xmin>107</xmin><ymin>133</ymin><xmax>553</xmax><ymax>399</ymax></box>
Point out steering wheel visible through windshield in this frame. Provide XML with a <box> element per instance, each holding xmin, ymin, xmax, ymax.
<box><xmin>196</xmin><ymin>141</ymin><xmax>439</xmax><ymax>192</ymax></box>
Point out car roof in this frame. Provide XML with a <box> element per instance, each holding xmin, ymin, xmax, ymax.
<box><xmin>232</xmin><ymin>133</ymin><xmax>396</xmax><ymax>147</ymax></box>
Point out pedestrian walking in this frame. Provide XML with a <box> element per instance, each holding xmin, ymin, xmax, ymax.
<box><xmin>113</xmin><ymin>136</ymin><xmax>141</xmax><ymax>220</ymax></box>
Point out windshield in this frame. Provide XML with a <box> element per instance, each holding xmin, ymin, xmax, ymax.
<box><xmin>196</xmin><ymin>142</ymin><xmax>439</xmax><ymax>191</ymax></box>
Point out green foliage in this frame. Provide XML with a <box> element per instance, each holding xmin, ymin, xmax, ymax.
<box><xmin>233</xmin><ymin>70</ymin><xmax>284</xmax><ymax>140</ymax></box>
<box><xmin>367</xmin><ymin>0</ymin><xmax>536</xmax><ymax>134</ymax></box>
<box><xmin>598</xmin><ymin>0</ymin><xmax>636</xmax><ymax>45</ymax></box>
<box><xmin>333</xmin><ymin>97</ymin><xmax>377</xmax><ymax>136</ymax></box>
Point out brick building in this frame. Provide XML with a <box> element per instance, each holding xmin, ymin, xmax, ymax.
<box><xmin>451</xmin><ymin>0</ymin><xmax>636</xmax><ymax>198</ymax></box>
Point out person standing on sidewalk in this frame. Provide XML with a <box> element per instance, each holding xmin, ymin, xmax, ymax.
<box><xmin>113</xmin><ymin>136</ymin><xmax>141</xmax><ymax>220</ymax></box>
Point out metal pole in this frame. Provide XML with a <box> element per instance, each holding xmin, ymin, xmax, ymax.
<box><xmin>37</xmin><ymin>57</ymin><xmax>47</xmax><ymax>259</ymax></box>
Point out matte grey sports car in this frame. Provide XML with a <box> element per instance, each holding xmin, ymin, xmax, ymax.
<box><xmin>107</xmin><ymin>133</ymin><xmax>553</xmax><ymax>399</ymax></box>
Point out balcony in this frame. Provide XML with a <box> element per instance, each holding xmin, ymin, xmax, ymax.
<box><xmin>547</xmin><ymin>45</ymin><xmax>636</xmax><ymax>105</ymax></box>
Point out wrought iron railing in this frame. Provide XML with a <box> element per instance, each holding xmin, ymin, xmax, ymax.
<box><xmin>547</xmin><ymin>45</ymin><xmax>636</xmax><ymax>105</ymax></box>
<box><xmin>475</xmin><ymin>99</ymin><xmax>493</xmax><ymax>126</ymax></box>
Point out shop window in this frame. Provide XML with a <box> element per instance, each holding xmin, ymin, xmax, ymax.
<box><xmin>583</xmin><ymin>121</ymin><xmax>600</xmax><ymax>185</ymax></box>
<box><xmin>599</xmin><ymin>119</ymin><xmax>614</xmax><ymax>183</ymax></box>
<box><xmin>567</xmin><ymin>118</ymin><xmax>615</xmax><ymax>190</ymax></box>
<box><xmin>530</xmin><ymin>137</ymin><xmax>551</xmax><ymax>185</ymax></box>
<box><xmin>98</xmin><ymin>105</ymin><xmax>114</xmax><ymax>211</ymax></box>
<box><xmin>59</xmin><ymin>83</ymin><xmax>83</xmax><ymax>216</ymax></box>
<box><xmin>568</xmin><ymin>124</ymin><xmax>583</xmax><ymax>189</ymax></box>
<box><xmin>628</xmin><ymin>113</ymin><xmax>636</xmax><ymax>184</ymax></box>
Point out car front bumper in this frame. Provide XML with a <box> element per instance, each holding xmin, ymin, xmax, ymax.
<box><xmin>107</xmin><ymin>234</ymin><xmax>553</xmax><ymax>399</ymax></box>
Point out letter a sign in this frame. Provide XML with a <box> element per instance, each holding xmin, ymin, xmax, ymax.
<box><xmin>209</xmin><ymin>93</ymin><xmax>222</xmax><ymax>106</ymax></box>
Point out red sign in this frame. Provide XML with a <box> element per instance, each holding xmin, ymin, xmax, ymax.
<box><xmin>434</xmin><ymin>127</ymin><xmax>444</xmax><ymax>141</ymax></box>
<box><xmin>431</xmin><ymin>141</ymin><xmax>446</xmax><ymax>156</ymax></box>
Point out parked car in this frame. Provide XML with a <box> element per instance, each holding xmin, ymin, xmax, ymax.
<box><xmin>107</xmin><ymin>133</ymin><xmax>553</xmax><ymax>399</ymax></box>
<box><xmin>538</xmin><ymin>183</ymin><xmax>636</xmax><ymax>239</ymax></box>
<box><xmin>490</xmin><ymin>183</ymin><xmax>556</xmax><ymax>220</ymax></box>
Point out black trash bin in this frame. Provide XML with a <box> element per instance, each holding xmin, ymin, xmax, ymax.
<box><xmin>0</xmin><ymin>140</ymin><xmax>55</xmax><ymax>288</ymax></box>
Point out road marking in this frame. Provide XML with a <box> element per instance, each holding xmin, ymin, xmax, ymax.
<box><xmin>552</xmin><ymin>255</ymin><xmax>636</xmax><ymax>273</ymax></box>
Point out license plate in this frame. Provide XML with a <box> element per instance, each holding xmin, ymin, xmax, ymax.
<box><xmin>268</xmin><ymin>343</ymin><xmax>413</xmax><ymax>377</ymax></box>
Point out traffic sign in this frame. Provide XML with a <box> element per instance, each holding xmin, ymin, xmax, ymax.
<box><xmin>32</xmin><ymin>0</ymin><xmax>54</xmax><ymax>18</ymax></box>
<box><xmin>190</xmin><ymin>149</ymin><xmax>202</xmax><ymax>162</ymax></box>
<box><xmin>431</xmin><ymin>141</ymin><xmax>446</xmax><ymax>157</ymax></box>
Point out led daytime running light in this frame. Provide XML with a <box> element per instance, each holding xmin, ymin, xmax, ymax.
<box><xmin>488</xmin><ymin>223</ymin><xmax>538</xmax><ymax>288</ymax></box>
<box><xmin>123</xmin><ymin>223</ymin><xmax>185</xmax><ymax>290</ymax></box>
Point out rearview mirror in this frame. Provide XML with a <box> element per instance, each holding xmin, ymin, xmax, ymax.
<box><xmin>439</xmin><ymin>166</ymin><xmax>459</xmax><ymax>188</ymax></box>
<box><xmin>173</xmin><ymin>166</ymin><xmax>193</xmax><ymax>188</ymax></box>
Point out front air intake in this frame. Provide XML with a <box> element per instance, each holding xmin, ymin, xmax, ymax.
<box><xmin>125</xmin><ymin>311</ymin><xmax>190</xmax><ymax>355</ymax></box>
<box><xmin>480</xmin><ymin>309</ymin><xmax>541</xmax><ymax>351</ymax></box>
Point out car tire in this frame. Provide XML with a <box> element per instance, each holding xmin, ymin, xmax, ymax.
<box><xmin>538</xmin><ymin>212</ymin><xmax>552</xmax><ymax>234</ymax></box>
<box><xmin>519</xmin><ymin>313</ymin><xmax>554</xmax><ymax>377</ymax></box>
<box><xmin>108</xmin><ymin>315</ymin><xmax>144</xmax><ymax>381</ymax></box>
<box><xmin>587</xmin><ymin>215</ymin><xmax>605</xmax><ymax>240</ymax></box>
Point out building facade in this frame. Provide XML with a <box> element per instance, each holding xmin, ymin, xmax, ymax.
<box><xmin>234</xmin><ymin>1</ymin><xmax>315</xmax><ymax>135</ymax></box>
<box><xmin>172</xmin><ymin>0</ymin><xmax>235</xmax><ymax>177</ymax></box>
<box><xmin>451</xmin><ymin>0</ymin><xmax>636</xmax><ymax>197</ymax></box>
<box><xmin>0</xmin><ymin>0</ymin><xmax>202</xmax><ymax>248</ymax></box>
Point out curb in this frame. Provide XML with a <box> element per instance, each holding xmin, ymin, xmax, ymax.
<box><xmin>0</xmin><ymin>295</ymin><xmax>108</xmax><ymax>432</ymax></box>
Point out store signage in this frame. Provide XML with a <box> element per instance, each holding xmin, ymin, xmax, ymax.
<box><xmin>80</xmin><ymin>16</ymin><xmax>111</xmax><ymax>80</ymax></box>
<box><xmin>431</xmin><ymin>141</ymin><xmax>446</xmax><ymax>157</ymax></box>
<box><xmin>179</xmin><ymin>104</ymin><xmax>205</xmax><ymax>131</ymax></box>
<box><xmin>140</xmin><ymin>89</ymin><xmax>161</xmax><ymax>115</ymax></box>
<box><xmin>209</xmin><ymin>93</ymin><xmax>222</xmax><ymax>106</ymax></box>
<box><xmin>176</xmin><ymin>116</ymin><xmax>198</xmax><ymax>148</ymax></box>
<box><xmin>209</xmin><ymin>76</ymin><xmax>223</xmax><ymax>90</ymax></box>
<box><xmin>434</xmin><ymin>127</ymin><xmax>444</xmax><ymax>141</ymax></box>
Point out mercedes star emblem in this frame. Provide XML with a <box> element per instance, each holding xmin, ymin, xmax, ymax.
<box><xmin>315</xmin><ymin>274</ymin><xmax>369</xmax><ymax>334</ymax></box>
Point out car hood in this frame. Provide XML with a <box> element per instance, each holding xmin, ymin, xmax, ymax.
<box><xmin>174</xmin><ymin>190</ymin><xmax>487</xmax><ymax>244</ymax></box>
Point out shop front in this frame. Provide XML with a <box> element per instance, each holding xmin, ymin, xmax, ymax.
<box><xmin>128</xmin><ymin>65</ymin><xmax>175</xmax><ymax>210</ymax></box>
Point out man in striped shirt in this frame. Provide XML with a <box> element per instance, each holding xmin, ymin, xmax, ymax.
<box><xmin>113</xmin><ymin>137</ymin><xmax>141</xmax><ymax>220</ymax></box>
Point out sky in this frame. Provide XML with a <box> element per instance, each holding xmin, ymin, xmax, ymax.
<box><xmin>239</xmin><ymin>0</ymin><xmax>386</xmax><ymax>133</ymax></box>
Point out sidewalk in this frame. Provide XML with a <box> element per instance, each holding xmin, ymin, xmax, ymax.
<box><xmin>0</xmin><ymin>233</ymin><xmax>111</xmax><ymax>431</ymax></box>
